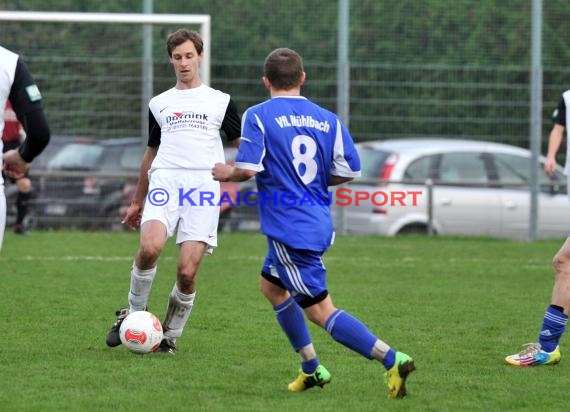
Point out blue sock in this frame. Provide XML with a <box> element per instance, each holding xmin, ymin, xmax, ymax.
<box><xmin>274</xmin><ymin>296</ymin><xmax>312</xmax><ymax>353</ymax></box>
<box><xmin>325</xmin><ymin>309</ymin><xmax>377</xmax><ymax>360</ymax></box>
<box><xmin>301</xmin><ymin>358</ymin><xmax>320</xmax><ymax>374</ymax></box>
<box><xmin>538</xmin><ymin>305</ymin><xmax>568</xmax><ymax>352</ymax></box>
<box><xmin>383</xmin><ymin>349</ymin><xmax>396</xmax><ymax>370</ymax></box>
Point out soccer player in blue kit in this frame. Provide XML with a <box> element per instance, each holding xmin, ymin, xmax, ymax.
<box><xmin>505</xmin><ymin>92</ymin><xmax>570</xmax><ymax>367</ymax></box>
<box><xmin>212</xmin><ymin>48</ymin><xmax>415</xmax><ymax>398</ymax></box>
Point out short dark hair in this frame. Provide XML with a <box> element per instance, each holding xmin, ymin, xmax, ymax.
<box><xmin>166</xmin><ymin>29</ymin><xmax>203</xmax><ymax>57</ymax></box>
<box><xmin>264</xmin><ymin>48</ymin><xmax>304</xmax><ymax>90</ymax></box>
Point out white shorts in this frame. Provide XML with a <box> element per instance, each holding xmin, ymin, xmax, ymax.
<box><xmin>142</xmin><ymin>169</ymin><xmax>220</xmax><ymax>251</ymax></box>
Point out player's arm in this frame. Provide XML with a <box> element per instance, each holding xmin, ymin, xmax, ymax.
<box><xmin>132</xmin><ymin>146</ymin><xmax>158</xmax><ymax>205</ymax></box>
<box><xmin>213</xmin><ymin>108</ymin><xmax>262</xmax><ymax>181</ymax></box>
<box><xmin>221</xmin><ymin>98</ymin><xmax>242</xmax><ymax>148</ymax></box>
<box><xmin>122</xmin><ymin>112</ymin><xmax>160</xmax><ymax>229</ymax></box>
<box><xmin>329</xmin><ymin>119</ymin><xmax>361</xmax><ymax>186</ymax></box>
<box><xmin>3</xmin><ymin>58</ymin><xmax>50</xmax><ymax>177</ymax></box>
<box><xmin>329</xmin><ymin>176</ymin><xmax>354</xmax><ymax>186</ymax></box>
<box><xmin>212</xmin><ymin>164</ymin><xmax>256</xmax><ymax>182</ymax></box>
<box><xmin>545</xmin><ymin>124</ymin><xmax>565</xmax><ymax>175</ymax></box>
<box><xmin>10</xmin><ymin>59</ymin><xmax>50</xmax><ymax>161</ymax></box>
<box><xmin>545</xmin><ymin>98</ymin><xmax>566</xmax><ymax>176</ymax></box>
<box><xmin>122</xmin><ymin>145</ymin><xmax>157</xmax><ymax>229</ymax></box>
<box><xmin>132</xmin><ymin>110</ymin><xmax>162</xmax><ymax>205</ymax></box>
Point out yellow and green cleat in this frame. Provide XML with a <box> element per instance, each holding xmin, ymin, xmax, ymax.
<box><xmin>288</xmin><ymin>364</ymin><xmax>331</xmax><ymax>392</ymax></box>
<box><xmin>385</xmin><ymin>352</ymin><xmax>415</xmax><ymax>399</ymax></box>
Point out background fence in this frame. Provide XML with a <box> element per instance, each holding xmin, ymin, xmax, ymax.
<box><xmin>1</xmin><ymin>0</ymin><xmax>569</xmax><ymax>147</ymax></box>
<box><xmin>1</xmin><ymin>0</ymin><xmax>570</xmax><ymax>236</ymax></box>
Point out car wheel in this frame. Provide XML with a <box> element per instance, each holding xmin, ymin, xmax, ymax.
<box><xmin>397</xmin><ymin>224</ymin><xmax>433</xmax><ymax>235</ymax></box>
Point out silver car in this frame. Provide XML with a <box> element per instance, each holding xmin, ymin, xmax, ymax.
<box><xmin>333</xmin><ymin>138</ymin><xmax>570</xmax><ymax>239</ymax></box>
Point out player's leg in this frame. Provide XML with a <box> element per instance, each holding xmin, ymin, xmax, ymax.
<box><xmin>305</xmin><ymin>296</ymin><xmax>390</xmax><ymax>363</ymax></box>
<box><xmin>260</xmin><ymin>239</ymin><xmax>331</xmax><ymax>391</ymax></box>
<box><xmin>506</xmin><ymin>237</ymin><xmax>570</xmax><ymax>366</ymax></box>
<box><xmin>260</xmin><ymin>274</ymin><xmax>330</xmax><ymax>391</ymax></box>
<box><xmin>105</xmin><ymin>220</ymin><xmax>167</xmax><ymax>348</ymax></box>
<box><xmin>274</xmin><ymin>242</ymin><xmax>401</xmax><ymax>369</ymax></box>
<box><xmin>157</xmin><ymin>173</ymin><xmax>219</xmax><ymax>354</ymax></box>
<box><xmin>127</xmin><ymin>174</ymin><xmax>180</xmax><ymax>316</ymax></box>
<box><xmin>157</xmin><ymin>240</ymin><xmax>207</xmax><ymax>354</ymax></box>
<box><xmin>273</xmin><ymin>241</ymin><xmax>414</xmax><ymax>398</ymax></box>
<box><xmin>304</xmin><ymin>296</ymin><xmax>414</xmax><ymax>398</ymax></box>
<box><xmin>14</xmin><ymin>175</ymin><xmax>32</xmax><ymax>234</ymax></box>
<box><xmin>129</xmin><ymin>220</ymin><xmax>167</xmax><ymax>310</ymax></box>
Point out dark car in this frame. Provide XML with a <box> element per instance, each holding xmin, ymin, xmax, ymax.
<box><xmin>5</xmin><ymin>135</ymin><xmax>72</xmax><ymax>227</ymax></box>
<box><xmin>31</xmin><ymin>140</ymin><xmax>248</xmax><ymax>231</ymax></box>
<box><xmin>32</xmin><ymin>137</ymin><xmax>144</xmax><ymax>229</ymax></box>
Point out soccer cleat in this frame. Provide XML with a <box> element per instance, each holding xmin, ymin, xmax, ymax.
<box><xmin>288</xmin><ymin>364</ymin><xmax>331</xmax><ymax>392</ymax></box>
<box><xmin>155</xmin><ymin>338</ymin><xmax>177</xmax><ymax>355</ymax></box>
<box><xmin>105</xmin><ymin>307</ymin><xmax>129</xmax><ymax>347</ymax></box>
<box><xmin>385</xmin><ymin>352</ymin><xmax>415</xmax><ymax>399</ymax></box>
<box><xmin>505</xmin><ymin>343</ymin><xmax>561</xmax><ymax>367</ymax></box>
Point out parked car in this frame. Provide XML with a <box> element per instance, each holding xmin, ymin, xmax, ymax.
<box><xmin>29</xmin><ymin>140</ymin><xmax>246</xmax><ymax>231</ymax></box>
<box><xmin>333</xmin><ymin>138</ymin><xmax>570</xmax><ymax>239</ymax></box>
<box><xmin>32</xmin><ymin>137</ymin><xmax>145</xmax><ymax>229</ymax></box>
<box><xmin>5</xmin><ymin>135</ymin><xmax>73</xmax><ymax>226</ymax></box>
<box><xmin>30</xmin><ymin>135</ymin><xmax>74</xmax><ymax>171</ymax></box>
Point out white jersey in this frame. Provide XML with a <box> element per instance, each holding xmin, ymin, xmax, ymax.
<box><xmin>149</xmin><ymin>84</ymin><xmax>231</xmax><ymax>171</ymax></box>
<box><xmin>0</xmin><ymin>46</ymin><xmax>19</xmax><ymax>251</ymax></box>
<box><xmin>0</xmin><ymin>46</ymin><xmax>19</xmax><ymax>151</ymax></box>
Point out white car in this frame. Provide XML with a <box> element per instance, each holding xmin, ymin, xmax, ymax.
<box><xmin>333</xmin><ymin>138</ymin><xmax>570</xmax><ymax>239</ymax></box>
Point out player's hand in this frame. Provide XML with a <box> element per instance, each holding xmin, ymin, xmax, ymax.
<box><xmin>212</xmin><ymin>162</ymin><xmax>234</xmax><ymax>182</ymax></box>
<box><xmin>544</xmin><ymin>157</ymin><xmax>557</xmax><ymax>176</ymax></box>
<box><xmin>2</xmin><ymin>149</ymin><xmax>29</xmax><ymax>179</ymax></box>
<box><xmin>122</xmin><ymin>203</ymin><xmax>143</xmax><ymax>230</ymax></box>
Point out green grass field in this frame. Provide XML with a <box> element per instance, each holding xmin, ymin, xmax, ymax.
<box><xmin>0</xmin><ymin>230</ymin><xmax>568</xmax><ymax>412</ymax></box>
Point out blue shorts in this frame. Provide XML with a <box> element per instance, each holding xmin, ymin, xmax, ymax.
<box><xmin>261</xmin><ymin>237</ymin><xmax>329</xmax><ymax>308</ymax></box>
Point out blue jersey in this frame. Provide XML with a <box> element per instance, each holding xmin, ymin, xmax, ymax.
<box><xmin>235</xmin><ymin>96</ymin><xmax>361</xmax><ymax>251</ymax></box>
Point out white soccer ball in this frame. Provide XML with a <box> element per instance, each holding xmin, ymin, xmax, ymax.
<box><xmin>119</xmin><ymin>311</ymin><xmax>163</xmax><ymax>353</ymax></box>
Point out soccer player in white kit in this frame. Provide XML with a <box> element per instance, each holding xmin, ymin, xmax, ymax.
<box><xmin>105</xmin><ymin>29</ymin><xmax>241</xmax><ymax>353</ymax></box>
<box><xmin>0</xmin><ymin>45</ymin><xmax>51</xmax><ymax>251</ymax></box>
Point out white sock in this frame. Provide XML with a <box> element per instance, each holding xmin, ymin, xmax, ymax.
<box><xmin>162</xmin><ymin>283</ymin><xmax>196</xmax><ymax>341</ymax></box>
<box><xmin>370</xmin><ymin>339</ymin><xmax>391</xmax><ymax>362</ymax></box>
<box><xmin>298</xmin><ymin>343</ymin><xmax>317</xmax><ymax>362</ymax></box>
<box><xmin>128</xmin><ymin>264</ymin><xmax>157</xmax><ymax>312</ymax></box>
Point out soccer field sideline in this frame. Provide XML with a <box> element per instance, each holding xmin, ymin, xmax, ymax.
<box><xmin>8</xmin><ymin>253</ymin><xmax>550</xmax><ymax>267</ymax></box>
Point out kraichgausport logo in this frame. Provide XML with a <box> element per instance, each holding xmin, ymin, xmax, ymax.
<box><xmin>147</xmin><ymin>187</ymin><xmax>423</xmax><ymax>207</ymax></box>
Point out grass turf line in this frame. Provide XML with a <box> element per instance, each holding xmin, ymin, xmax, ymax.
<box><xmin>0</xmin><ymin>231</ymin><xmax>567</xmax><ymax>411</ymax></box>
